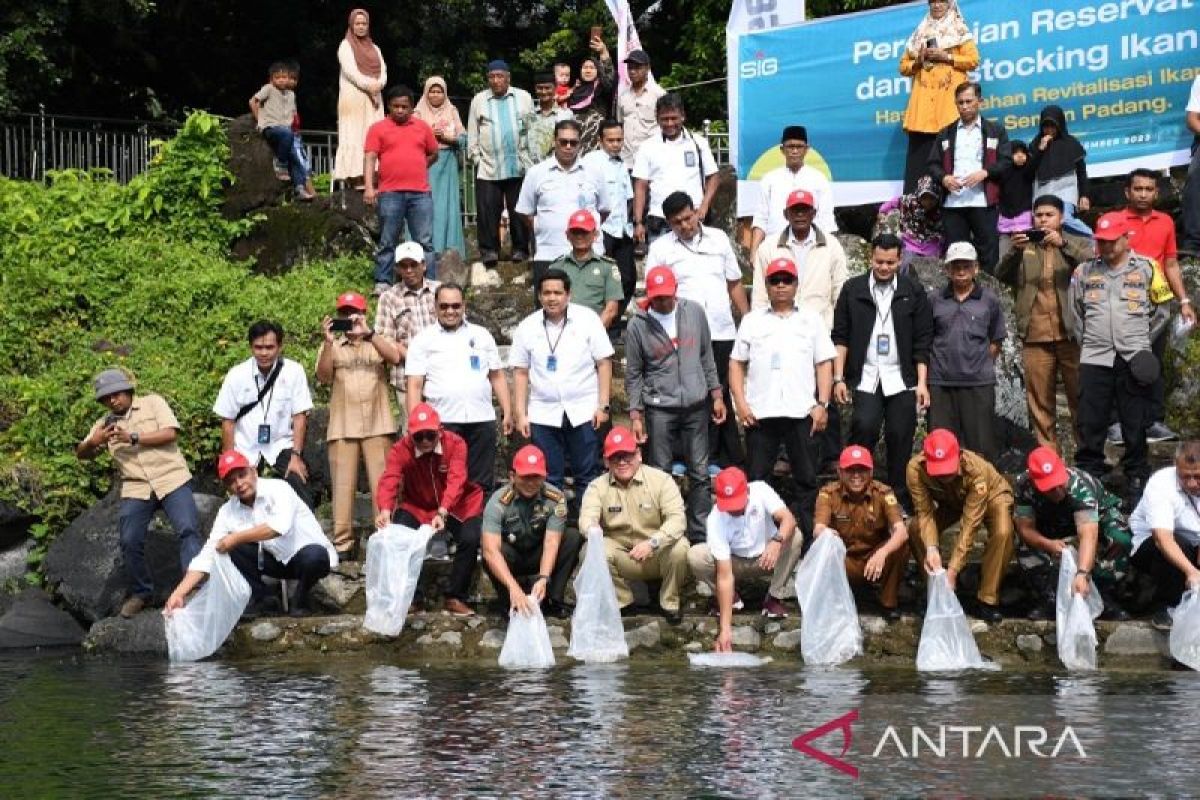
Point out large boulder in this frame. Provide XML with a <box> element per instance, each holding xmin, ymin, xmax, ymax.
<box><xmin>43</xmin><ymin>490</ymin><xmax>224</xmax><ymax>623</ymax></box>
<box><xmin>0</xmin><ymin>539</ymin><xmax>32</xmax><ymax>586</ymax></box>
<box><xmin>0</xmin><ymin>587</ymin><xmax>86</xmax><ymax>649</ymax></box>
<box><xmin>83</xmin><ymin>612</ymin><xmax>167</xmax><ymax>656</ymax></box>
<box><xmin>0</xmin><ymin>499</ymin><xmax>34</xmax><ymax>549</ymax></box>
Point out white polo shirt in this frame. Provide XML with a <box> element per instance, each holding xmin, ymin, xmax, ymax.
<box><xmin>1130</xmin><ymin>467</ymin><xmax>1200</xmax><ymax>554</ymax></box>
<box><xmin>632</xmin><ymin>129</ymin><xmax>718</xmax><ymax>219</ymax></box>
<box><xmin>751</xmin><ymin>164</ymin><xmax>837</xmax><ymax>239</ymax></box>
<box><xmin>213</xmin><ymin>357</ymin><xmax>313</xmax><ymax>466</ymax></box>
<box><xmin>509</xmin><ymin>303</ymin><xmax>615</xmax><ymax>428</ymax></box>
<box><xmin>706</xmin><ymin>481</ymin><xmax>786</xmax><ymax>560</ymax></box>
<box><xmin>405</xmin><ymin>321</ymin><xmax>502</xmax><ymax>423</ymax></box>
<box><xmin>646</xmin><ymin>226</ymin><xmax>742</xmax><ymax>341</ymax></box>
<box><xmin>732</xmin><ymin>305</ymin><xmax>837</xmax><ymax>420</ymax></box>
<box><xmin>189</xmin><ymin>477</ymin><xmax>337</xmax><ymax>574</ymax></box>
<box><xmin>515</xmin><ymin>155</ymin><xmax>610</xmax><ymax>262</ymax></box>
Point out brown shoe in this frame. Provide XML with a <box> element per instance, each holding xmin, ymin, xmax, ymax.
<box><xmin>443</xmin><ymin>597</ymin><xmax>475</xmax><ymax>617</ymax></box>
<box><xmin>119</xmin><ymin>596</ymin><xmax>147</xmax><ymax>618</ymax></box>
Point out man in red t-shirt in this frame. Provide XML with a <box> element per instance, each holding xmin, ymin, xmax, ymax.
<box><xmin>364</xmin><ymin>85</ymin><xmax>439</xmax><ymax>296</ymax></box>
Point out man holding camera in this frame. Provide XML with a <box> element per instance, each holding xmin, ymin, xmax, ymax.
<box><xmin>76</xmin><ymin>369</ymin><xmax>202</xmax><ymax>618</ymax></box>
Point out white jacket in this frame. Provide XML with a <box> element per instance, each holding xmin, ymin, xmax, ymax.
<box><xmin>751</xmin><ymin>226</ymin><xmax>848</xmax><ymax>329</ymax></box>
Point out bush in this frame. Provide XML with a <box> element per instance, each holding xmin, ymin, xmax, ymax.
<box><xmin>0</xmin><ymin>111</ymin><xmax>369</xmax><ymax>574</ymax></box>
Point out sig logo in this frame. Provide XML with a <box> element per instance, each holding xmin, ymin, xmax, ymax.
<box><xmin>740</xmin><ymin>50</ymin><xmax>779</xmax><ymax>79</ymax></box>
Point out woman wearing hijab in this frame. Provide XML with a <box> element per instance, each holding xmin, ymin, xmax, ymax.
<box><xmin>569</xmin><ymin>34</ymin><xmax>615</xmax><ymax>154</ymax></box>
<box><xmin>898</xmin><ymin>0</ymin><xmax>979</xmax><ymax>192</ymax></box>
<box><xmin>877</xmin><ymin>174</ymin><xmax>946</xmax><ymax>277</ymax></box>
<box><xmin>334</xmin><ymin>8</ymin><xmax>387</xmax><ymax>188</ymax></box>
<box><xmin>1028</xmin><ymin>105</ymin><xmax>1092</xmax><ymax>237</ymax></box>
<box><xmin>414</xmin><ymin>77</ymin><xmax>467</xmax><ymax>258</ymax></box>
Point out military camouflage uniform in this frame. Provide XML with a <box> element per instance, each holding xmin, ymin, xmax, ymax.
<box><xmin>481</xmin><ymin>481</ymin><xmax>582</xmax><ymax>604</ymax></box>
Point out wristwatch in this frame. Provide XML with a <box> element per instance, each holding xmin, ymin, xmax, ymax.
<box><xmin>130</xmin><ymin>432</ymin><xmax>140</xmax><ymax>446</ymax></box>
<box><xmin>833</xmin><ymin>376</ymin><xmax>845</xmax><ymax>385</ymax></box>
<box><xmin>770</xmin><ymin>533</ymin><xmax>784</xmax><ymax>544</ymax></box>
<box><xmin>600</xmin><ymin>404</ymin><xmax>611</xmax><ymax>413</ymax></box>
<box><xmin>649</xmin><ymin>535</ymin><xmax>661</xmax><ymax>550</ymax></box>
<box><xmin>363</xmin><ymin>329</ymin><xmax>376</xmax><ymax>341</ymax></box>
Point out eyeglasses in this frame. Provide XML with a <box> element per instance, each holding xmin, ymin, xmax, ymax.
<box><xmin>608</xmin><ymin>451</ymin><xmax>637</xmax><ymax>463</ymax></box>
<box><xmin>556</xmin><ymin>139</ymin><xmax>581</xmax><ymax>147</ymax></box>
<box><xmin>767</xmin><ymin>276</ymin><xmax>797</xmax><ymax>286</ymax></box>
<box><xmin>412</xmin><ymin>431</ymin><xmax>438</xmax><ymax>443</ymax></box>
<box><xmin>438</xmin><ymin>303</ymin><xmax>463</xmax><ymax>310</ymax></box>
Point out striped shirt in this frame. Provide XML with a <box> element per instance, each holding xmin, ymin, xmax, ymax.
<box><xmin>467</xmin><ymin>87</ymin><xmax>534</xmax><ymax>181</ymax></box>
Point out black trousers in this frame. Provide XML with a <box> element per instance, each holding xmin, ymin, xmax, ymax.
<box><xmin>1076</xmin><ymin>358</ymin><xmax>1152</xmax><ymax>481</ymax></box>
<box><xmin>644</xmin><ymin>403</ymin><xmax>712</xmax><ymax>544</ymax></box>
<box><xmin>442</xmin><ymin>420</ymin><xmax>497</xmax><ymax>495</ymax></box>
<box><xmin>603</xmin><ymin>232</ymin><xmax>637</xmax><ymax>319</ymax></box>
<box><xmin>1132</xmin><ymin>532</ymin><xmax>1200</xmax><ymax>609</ymax></box>
<box><xmin>393</xmin><ymin>509</ymin><xmax>481</xmax><ymax>601</ymax></box>
<box><xmin>746</xmin><ymin>416</ymin><xmax>817</xmax><ymax>536</ymax></box>
<box><xmin>483</xmin><ymin>528</ymin><xmax>584</xmax><ymax>604</ymax></box>
<box><xmin>1150</xmin><ymin>325</ymin><xmax>1168</xmax><ymax>424</ymax></box>
<box><xmin>230</xmin><ymin>542</ymin><xmax>331</xmax><ymax>609</ymax></box>
<box><xmin>267</xmin><ymin>448</ymin><xmax>314</xmax><ymax>509</ymax></box>
<box><xmin>928</xmin><ymin>384</ymin><xmax>997</xmax><ymax>463</ymax></box>
<box><xmin>904</xmin><ymin>132</ymin><xmax>937</xmax><ymax>194</ymax></box>
<box><xmin>942</xmin><ymin>205</ymin><xmax>1000</xmax><ymax>273</ymax></box>
<box><xmin>849</xmin><ymin>387</ymin><xmax>918</xmax><ymax>513</ymax></box>
<box><xmin>475</xmin><ymin>177</ymin><xmax>528</xmax><ymax>257</ymax></box>
<box><xmin>711</xmin><ymin>339</ymin><xmax>745</xmax><ymax>468</ymax></box>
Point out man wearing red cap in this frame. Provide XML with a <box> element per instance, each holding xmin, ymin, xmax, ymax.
<box><xmin>906</xmin><ymin>428</ymin><xmax>1014</xmax><ymax>623</ymax></box>
<box><xmin>316</xmin><ymin>292</ymin><xmax>399</xmax><ymax>558</ymax></box>
<box><xmin>624</xmin><ymin>265</ymin><xmax>724</xmax><ymax>543</ymax></box>
<box><xmin>749</xmin><ymin>125</ymin><xmax>837</xmax><ymax>263</ymax></box>
<box><xmin>480</xmin><ymin>445</ymin><xmax>581</xmax><ymax>618</ymax></box>
<box><xmin>750</xmin><ymin>188</ymin><xmax>847</xmax><ymax>322</ymax></box>
<box><xmin>1069</xmin><ymin>211</ymin><xmax>1169</xmax><ymax>506</ymax></box>
<box><xmin>730</xmin><ymin>255</ymin><xmax>836</xmax><ymax>533</ymax></box>
<box><xmin>165</xmin><ymin>450</ymin><xmax>337</xmax><ymax>618</ymax></box>
<box><xmin>813</xmin><ymin>446</ymin><xmax>910</xmax><ymax>622</ymax></box>
<box><xmin>1013</xmin><ymin>446</ymin><xmax>1131</xmax><ymax>621</ymax></box>
<box><xmin>375</xmin><ymin>403</ymin><xmax>485</xmax><ymax>616</ymax></box>
<box><xmin>545</xmin><ymin>209</ymin><xmax>623</xmax><ymax>327</ymax></box>
<box><xmin>690</xmin><ymin>466</ymin><xmax>802</xmax><ymax>641</ymax></box>
<box><xmin>579</xmin><ymin>426</ymin><xmax>688</xmax><ymax>624</ymax></box>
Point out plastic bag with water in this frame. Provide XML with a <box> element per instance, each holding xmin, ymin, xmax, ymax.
<box><xmin>363</xmin><ymin>524</ymin><xmax>433</xmax><ymax>637</ymax></box>
<box><xmin>499</xmin><ymin>595</ymin><xmax>556</xmax><ymax>669</ymax></box>
<box><xmin>793</xmin><ymin>532</ymin><xmax>862</xmax><ymax>666</ymax></box>
<box><xmin>165</xmin><ymin>553</ymin><xmax>251</xmax><ymax>663</ymax></box>
<box><xmin>916</xmin><ymin>570</ymin><xmax>999</xmax><ymax>671</ymax></box>
<box><xmin>687</xmin><ymin>652</ymin><xmax>773</xmax><ymax>667</ymax></box>
<box><xmin>1170</xmin><ymin>589</ymin><xmax>1200</xmax><ymax>671</ymax></box>
<box><xmin>568</xmin><ymin>527</ymin><xmax>629</xmax><ymax>663</ymax></box>
<box><xmin>1055</xmin><ymin>546</ymin><xmax>1103</xmax><ymax>671</ymax></box>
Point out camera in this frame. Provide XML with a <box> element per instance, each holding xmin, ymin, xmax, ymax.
<box><xmin>926</xmin><ymin>37</ymin><xmax>937</xmax><ymax>48</ymax></box>
<box><xmin>103</xmin><ymin>414</ymin><xmax>122</xmax><ymax>428</ymax></box>
<box><xmin>330</xmin><ymin>318</ymin><xmax>353</xmax><ymax>333</ymax></box>
<box><xmin>1023</xmin><ymin>229</ymin><xmax>1047</xmax><ymax>244</ymax></box>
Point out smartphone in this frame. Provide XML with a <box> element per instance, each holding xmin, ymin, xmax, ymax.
<box><xmin>926</xmin><ymin>37</ymin><xmax>937</xmax><ymax>48</ymax></box>
<box><xmin>1023</xmin><ymin>229</ymin><xmax>1047</xmax><ymax>243</ymax></box>
<box><xmin>591</xmin><ymin>25</ymin><xmax>603</xmax><ymax>41</ymax></box>
<box><xmin>103</xmin><ymin>414</ymin><xmax>122</xmax><ymax>428</ymax></box>
<box><xmin>330</xmin><ymin>318</ymin><xmax>353</xmax><ymax>333</ymax></box>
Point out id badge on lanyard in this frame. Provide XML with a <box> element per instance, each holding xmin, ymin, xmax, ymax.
<box><xmin>876</xmin><ymin>333</ymin><xmax>891</xmax><ymax>357</ymax></box>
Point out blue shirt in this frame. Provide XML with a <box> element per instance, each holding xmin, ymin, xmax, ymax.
<box><xmin>583</xmin><ymin>149</ymin><xmax>633</xmax><ymax>239</ymax></box>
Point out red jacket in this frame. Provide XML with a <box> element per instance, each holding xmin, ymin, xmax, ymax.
<box><xmin>377</xmin><ymin>430</ymin><xmax>483</xmax><ymax>523</ymax></box>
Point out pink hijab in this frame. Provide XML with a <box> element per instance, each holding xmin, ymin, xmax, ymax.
<box><xmin>344</xmin><ymin>8</ymin><xmax>382</xmax><ymax>78</ymax></box>
<box><xmin>414</xmin><ymin>76</ymin><xmax>465</xmax><ymax>139</ymax></box>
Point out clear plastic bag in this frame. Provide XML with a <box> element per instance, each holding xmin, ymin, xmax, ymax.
<box><xmin>687</xmin><ymin>652</ymin><xmax>773</xmax><ymax>667</ymax></box>
<box><xmin>793</xmin><ymin>532</ymin><xmax>862</xmax><ymax>666</ymax></box>
<box><xmin>1055</xmin><ymin>546</ymin><xmax>1103</xmax><ymax>671</ymax></box>
<box><xmin>916</xmin><ymin>570</ymin><xmax>999</xmax><ymax>671</ymax></box>
<box><xmin>363</xmin><ymin>524</ymin><xmax>433</xmax><ymax>637</ymax></box>
<box><xmin>165</xmin><ymin>553</ymin><xmax>251</xmax><ymax>663</ymax></box>
<box><xmin>499</xmin><ymin>595</ymin><xmax>556</xmax><ymax>669</ymax></box>
<box><xmin>568</xmin><ymin>528</ymin><xmax>629</xmax><ymax>663</ymax></box>
<box><xmin>1169</xmin><ymin>590</ymin><xmax>1200</xmax><ymax>671</ymax></box>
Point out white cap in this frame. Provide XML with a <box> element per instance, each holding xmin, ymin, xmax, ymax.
<box><xmin>944</xmin><ymin>241</ymin><xmax>978</xmax><ymax>263</ymax></box>
<box><xmin>395</xmin><ymin>241</ymin><xmax>426</xmax><ymax>264</ymax></box>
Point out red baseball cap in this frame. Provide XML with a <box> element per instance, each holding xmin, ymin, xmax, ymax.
<box><xmin>713</xmin><ymin>466</ymin><xmax>750</xmax><ymax>512</ymax></box>
<box><xmin>216</xmin><ymin>449</ymin><xmax>251</xmax><ymax>480</ymax></box>
<box><xmin>566</xmin><ymin>209</ymin><xmax>598</xmax><ymax>232</ymax></box>
<box><xmin>766</xmin><ymin>257</ymin><xmax>798</xmax><ymax>278</ymax></box>
<box><xmin>839</xmin><ymin>445</ymin><xmax>874</xmax><ymax>471</ymax></box>
<box><xmin>1027</xmin><ymin>446</ymin><xmax>1068</xmax><ymax>492</ymax></box>
<box><xmin>512</xmin><ymin>444</ymin><xmax>548</xmax><ymax>477</ymax></box>
<box><xmin>335</xmin><ymin>292</ymin><xmax>367</xmax><ymax>312</ymax></box>
<box><xmin>785</xmin><ymin>189</ymin><xmax>816</xmax><ymax>210</ymax></box>
<box><xmin>408</xmin><ymin>403</ymin><xmax>441</xmax><ymax>434</ymax></box>
<box><xmin>645</xmin><ymin>265</ymin><xmax>678</xmax><ymax>299</ymax></box>
<box><xmin>1094</xmin><ymin>212</ymin><xmax>1129</xmax><ymax>241</ymax></box>
<box><xmin>922</xmin><ymin>428</ymin><xmax>961</xmax><ymax>477</ymax></box>
<box><xmin>603</xmin><ymin>426</ymin><xmax>638</xmax><ymax>458</ymax></box>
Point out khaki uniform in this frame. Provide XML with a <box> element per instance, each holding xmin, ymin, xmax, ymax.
<box><xmin>906</xmin><ymin>449</ymin><xmax>1015</xmax><ymax>606</ymax></box>
<box><xmin>814</xmin><ymin>479</ymin><xmax>909</xmax><ymax>608</ymax></box>
<box><xmin>579</xmin><ymin>465</ymin><xmax>689</xmax><ymax>611</ymax></box>
<box><xmin>85</xmin><ymin>393</ymin><xmax>191</xmax><ymax>500</ymax></box>
<box><xmin>549</xmin><ymin>253</ymin><xmax>623</xmax><ymax>317</ymax></box>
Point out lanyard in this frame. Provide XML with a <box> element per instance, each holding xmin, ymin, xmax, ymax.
<box><xmin>543</xmin><ymin>310</ymin><xmax>568</xmax><ymax>355</ymax></box>
<box><xmin>873</xmin><ymin>281</ymin><xmax>895</xmax><ymax>329</ymax></box>
<box><xmin>253</xmin><ymin>362</ymin><xmax>278</xmax><ymax>417</ymax></box>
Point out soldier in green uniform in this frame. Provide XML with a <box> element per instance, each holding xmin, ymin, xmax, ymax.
<box><xmin>481</xmin><ymin>444</ymin><xmax>583</xmax><ymax>618</ymax></box>
<box><xmin>1014</xmin><ymin>446</ymin><xmax>1132</xmax><ymax>620</ymax></box>
<box><xmin>549</xmin><ymin>210</ymin><xmax>624</xmax><ymax>329</ymax></box>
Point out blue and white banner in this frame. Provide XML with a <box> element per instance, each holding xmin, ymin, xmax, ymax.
<box><xmin>730</xmin><ymin>0</ymin><xmax>1200</xmax><ymax>212</ymax></box>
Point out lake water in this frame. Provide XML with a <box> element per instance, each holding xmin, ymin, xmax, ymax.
<box><xmin>1</xmin><ymin>652</ymin><xmax>1197</xmax><ymax>798</ymax></box>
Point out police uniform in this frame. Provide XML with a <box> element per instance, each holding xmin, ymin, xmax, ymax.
<box><xmin>481</xmin><ymin>481</ymin><xmax>582</xmax><ymax>605</ymax></box>
<box><xmin>814</xmin><ymin>479</ymin><xmax>909</xmax><ymax>609</ymax></box>
<box><xmin>548</xmin><ymin>252</ymin><xmax>623</xmax><ymax>318</ymax></box>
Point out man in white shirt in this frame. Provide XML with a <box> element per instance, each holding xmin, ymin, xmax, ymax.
<box><xmin>213</xmin><ymin>320</ymin><xmax>315</xmax><ymax>508</ymax></box>
<box><xmin>1130</xmin><ymin>441</ymin><xmax>1200</xmax><ymax>631</ymax></box>
<box><xmin>632</xmin><ymin>93</ymin><xmax>719</xmax><ymax>245</ymax></box>
<box><xmin>406</xmin><ymin>283</ymin><xmax>512</xmax><ymax>494</ymax></box>
<box><xmin>690</xmin><ymin>466</ymin><xmax>803</xmax><ymax>647</ymax></box>
<box><xmin>647</xmin><ymin>190</ymin><xmax>749</xmax><ymax>469</ymax></box>
<box><xmin>749</xmin><ymin>125</ymin><xmax>836</xmax><ymax>260</ymax></box>
<box><xmin>582</xmin><ymin>121</ymin><xmax>637</xmax><ymax>319</ymax></box>
<box><xmin>616</xmin><ymin>49</ymin><xmax>665</xmax><ymax>169</ymax></box>
<box><xmin>165</xmin><ymin>450</ymin><xmax>337</xmax><ymax>618</ymax></box>
<box><xmin>510</xmin><ymin>268</ymin><xmax>615</xmax><ymax>511</ymax></box>
<box><xmin>729</xmin><ymin>257</ymin><xmax>836</xmax><ymax>533</ymax></box>
<box><xmin>515</xmin><ymin>119</ymin><xmax>610</xmax><ymax>284</ymax></box>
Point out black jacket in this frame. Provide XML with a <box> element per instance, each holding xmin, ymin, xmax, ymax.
<box><xmin>831</xmin><ymin>273</ymin><xmax>933</xmax><ymax>389</ymax></box>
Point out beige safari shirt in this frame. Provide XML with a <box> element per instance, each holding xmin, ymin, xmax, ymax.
<box><xmin>579</xmin><ymin>465</ymin><xmax>686</xmax><ymax>549</ymax></box>
<box><xmin>84</xmin><ymin>393</ymin><xmax>191</xmax><ymax>500</ymax></box>
<box><xmin>318</xmin><ymin>338</ymin><xmax>397</xmax><ymax>441</ymax></box>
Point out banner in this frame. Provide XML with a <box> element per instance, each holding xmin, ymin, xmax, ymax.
<box><xmin>731</xmin><ymin>0</ymin><xmax>1200</xmax><ymax>213</ymax></box>
<box><xmin>605</xmin><ymin>0</ymin><xmax>651</xmax><ymax>91</ymax></box>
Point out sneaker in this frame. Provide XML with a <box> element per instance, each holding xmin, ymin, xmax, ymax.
<box><xmin>511</xmin><ymin>250</ymin><xmax>529</xmax><ymax>263</ymax></box>
<box><xmin>1146</xmin><ymin>421</ymin><xmax>1179</xmax><ymax>444</ymax></box>
<box><xmin>663</xmin><ymin>607</ymin><xmax>683</xmax><ymax>626</ymax></box>
<box><xmin>706</xmin><ymin>592</ymin><xmax>745</xmax><ymax>616</ymax></box>
<box><xmin>272</xmin><ymin>159</ymin><xmax>289</xmax><ymax>180</ymax></box>
<box><xmin>762</xmin><ymin>595</ymin><xmax>790</xmax><ymax>619</ymax></box>
<box><xmin>1107</xmin><ymin>423</ymin><xmax>1124</xmax><ymax>445</ymax></box>
<box><xmin>1099</xmin><ymin>602</ymin><xmax>1130</xmax><ymax>622</ymax></box>
<box><xmin>670</xmin><ymin>461</ymin><xmax>687</xmax><ymax>478</ymax></box>
<box><xmin>707</xmin><ymin>463</ymin><xmax>721</xmax><ymax>478</ymax></box>
<box><xmin>372</xmin><ymin>281</ymin><xmax>390</xmax><ymax>297</ymax></box>
<box><xmin>543</xmin><ymin>599</ymin><xmax>573</xmax><ymax>619</ymax></box>
<box><xmin>295</xmin><ymin>187</ymin><xmax>315</xmax><ymax>201</ymax></box>
<box><xmin>971</xmin><ymin>600</ymin><xmax>1003</xmax><ymax>624</ymax></box>
<box><xmin>1027</xmin><ymin>601</ymin><xmax>1054</xmax><ymax>621</ymax></box>
<box><xmin>443</xmin><ymin>597</ymin><xmax>475</xmax><ymax>617</ymax></box>
<box><xmin>240</xmin><ymin>596</ymin><xmax>282</xmax><ymax>621</ymax></box>
<box><xmin>426</xmin><ymin>534</ymin><xmax>451</xmax><ymax>561</ymax></box>
<box><xmin>1151</xmin><ymin>608</ymin><xmax>1173</xmax><ymax>631</ymax></box>
<box><xmin>882</xmin><ymin>607</ymin><xmax>902</xmax><ymax>623</ymax></box>
<box><xmin>119</xmin><ymin>596</ymin><xmax>147</xmax><ymax>618</ymax></box>
<box><xmin>480</xmin><ymin>251</ymin><xmax>499</xmax><ymax>267</ymax></box>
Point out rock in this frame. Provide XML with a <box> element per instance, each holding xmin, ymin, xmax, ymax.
<box><xmin>764</xmin><ymin>622</ymin><xmax>782</xmax><ymax>635</ymax></box>
<box><xmin>437</xmin><ymin>248</ymin><xmax>468</xmax><ymax>286</ymax></box>
<box><xmin>316</xmin><ymin>620</ymin><xmax>356</xmax><ymax>636</ymax></box>
<box><xmin>684</xmin><ymin>641</ymin><xmax>703</xmax><ymax>652</ymax></box>
<box><xmin>249</xmin><ymin>621</ymin><xmax>282</xmax><ymax>642</ymax></box>
<box><xmin>1016</xmin><ymin>634</ymin><xmax>1044</xmax><ymax>655</ymax></box>
<box><xmin>416</xmin><ymin>634</ymin><xmax>434</xmax><ymax>646</ymax></box>
<box><xmin>479</xmin><ymin>628</ymin><xmax>506</xmax><ymax>649</ymax></box>
<box><xmin>410</xmin><ymin>619</ymin><xmax>427</xmax><ymax>631</ymax></box>
<box><xmin>511</xmin><ymin>273</ymin><xmax>527</xmax><ymax>285</ymax></box>
<box><xmin>311</xmin><ymin>573</ymin><xmax>363</xmax><ymax>613</ymax></box>
<box><xmin>1103</xmin><ymin>624</ymin><xmax>1163</xmax><ymax>656</ymax></box>
<box><xmin>731</xmin><ymin>625</ymin><xmax>761</xmax><ymax>649</ymax></box>
<box><xmin>0</xmin><ymin>539</ymin><xmax>33</xmax><ymax>586</ymax></box>
<box><xmin>44</xmin><ymin>490</ymin><xmax>224</xmax><ymax>623</ymax></box>
<box><xmin>83</xmin><ymin>612</ymin><xmax>167</xmax><ymax>655</ymax></box>
<box><xmin>436</xmin><ymin>631</ymin><xmax>462</xmax><ymax>648</ymax></box>
<box><xmin>468</xmin><ymin>286</ymin><xmax>529</xmax><ymax>345</ymax></box>
<box><xmin>470</xmin><ymin>262</ymin><xmax>503</xmax><ymax>288</ymax></box>
<box><xmin>625</xmin><ymin>621</ymin><xmax>662</xmax><ymax>650</ymax></box>
<box><xmin>467</xmin><ymin>617</ymin><xmax>484</xmax><ymax>629</ymax></box>
<box><xmin>862</xmin><ymin>616</ymin><xmax>889</xmax><ymax>635</ymax></box>
<box><xmin>970</xmin><ymin>620</ymin><xmax>989</xmax><ymax>634</ymax></box>
<box><xmin>0</xmin><ymin>588</ymin><xmax>86</xmax><ymax>648</ymax></box>
<box><xmin>0</xmin><ymin>499</ymin><xmax>34</xmax><ymax>550</ymax></box>
<box><xmin>231</xmin><ymin>200</ymin><xmax>374</xmax><ymax>276</ymax></box>
<box><xmin>223</xmin><ymin>114</ymin><xmax>289</xmax><ymax>216</ymax></box>
<box><xmin>773</xmin><ymin>629</ymin><xmax>802</xmax><ymax>650</ymax></box>
<box><xmin>695</xmin><ymin>582</ymin><xmax>713</xmax><ymax>597</ymax></box>
<box><xmin>334</xmin><ymin>560</ymin><xmax>363</xmax><ymax>580</ymax></box>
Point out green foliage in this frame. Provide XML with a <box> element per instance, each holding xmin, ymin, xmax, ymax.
<box><xmin>0</xmin><ymin>110</ymin><xmax>368</xmax><ymax>565</ymax></box>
